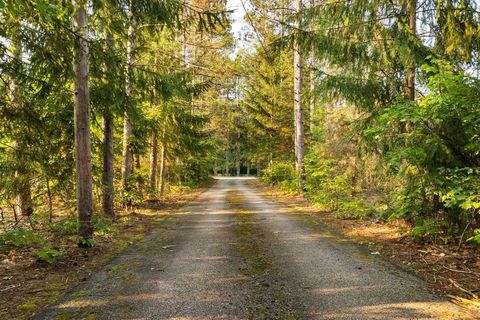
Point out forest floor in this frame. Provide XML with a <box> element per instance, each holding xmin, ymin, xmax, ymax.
<box><xmin>0</xmin><ymin>184</ymin><xmax>211</xmax><ymax>320</ymax></box>
<box><xmin>33</xmin><ymin>178</ymin><xmax>475</xmax><ymax>319</ymax></box>
<box><xmin>252</xmin><ymin>180</ymin><xmax>480</xmax><ymax>315</ymax></box>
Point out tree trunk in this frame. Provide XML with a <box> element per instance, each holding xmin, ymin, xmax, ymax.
<box><xmin>236</xmin><ymin>155</ymin><xmax>241</xmax><ymax>176</ymax></box>
<box><xmin>149</xmin><ymin>132</ymin><xmax>158</xmax><ymax>190</ymax></box>
<box><xmin>247</xmin><ymin>165</ymin><xmax>250</xmax><ymax>176</ymax></box>
<box><xmin>135</xmin><ymin>154</ymin><xmax>140</xmax><ymax>169</ymax></box>
<box><xmin>157</xmin><ymin>129</ymin><xmax>166</xmax><ymax>195</ymax></box>
<box><xmin>158</xmin><ymin>145</ymin><xmax>166</xmax><ymax>195</ymax></box>
<box><xmin>102</xmin><ymin>31</ymin><xmax>115</xmax><ymax>218</ymax></box>
<box><xmin>294</xmin><ymin>0</ymin><xmax>305</xmax><ymax>191</ymax></box>
<box><xmin>102</xmin><ymin>113</ymin><xmax>114</xmax><ymax>217</ymax></box>
<box><xmin>235</xmin><ymin>79</ymin><xmax>241</xmax><ymax>177</ymax></box>
<box><xmin>72</xmin><ymin>0</ymin><xmax>94</xmax><ymax>246</ymax></box>
<box><xmin>121</xmin><ymin>1</ymin><xmax>135</xmax><ymax>195</ymax></box>
<box><xmin>405</xmin><ymin>0</ymin><xmax>416</xmax><ymax>101</ymax></box>
<box><xmin>46</xmin><ymin>178</ymin><xmax>53</xmax><ymax>223</ymax></box>
<box><xmin>309</xmin><ymin>0</ymin><xmax>316</xmax><ymax>133</ymax></box>
<box><xmin>225</xmin><ymin>153</ymin><xmax>230</xmax><ymax>176</ymax></box>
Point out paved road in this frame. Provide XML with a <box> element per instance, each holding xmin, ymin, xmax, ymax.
<box><xmin>36</xmin><ymin>178</ymin><xmax>473</xmax><ymax>319</ymax></box>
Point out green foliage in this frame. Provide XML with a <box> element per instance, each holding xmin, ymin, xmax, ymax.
<box><xmin>353</xmin><ymin>59</ymin><xmax>480</xmax><ymax>236</ymax></box>
<box><xmin>409</xmin><ymin>218</ymin><xmax>450</xmax><ymax>242</ymax></box>
<box><xmin>78</xmin><ymin>237</ymin><xmax>95</xmax><ymax>248</ymax></box>
<box><xmin>0</xmin><ymin>229</ymin><xmax>44</xmax><ymax>248</ymax></box>
<box><xmin>304</xmin><ymin>152</ymin><xmax>352</xmax><ymax>211</ymax></box>
<box><xmin>261</xmin><ymin>162</ymin><xmax>298</xmax><ymax>193</ymax></box>
<box><xmin>34</xmin><ymin>246</ymin><xmax>62</xmax><ymax>264</ymax></box>
<box><xmin>50</xmin><ymin>219</ymin><xmax>78</xmax><ymax>236</ymax></box>
<box><xmin>467</xmin><ymin>229</ymin><xmax>480</xmax><ymax>245</ymax></box>
<box><xmin>335</xmin><ymin>199</ymin><xmax>374</xmax><ymax>220</ymax></box>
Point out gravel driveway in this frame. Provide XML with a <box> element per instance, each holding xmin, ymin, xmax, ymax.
<box><xmin>35</xmin><ymin>178</ymin><xmax>473</xmax><ymax>320</ymax></box>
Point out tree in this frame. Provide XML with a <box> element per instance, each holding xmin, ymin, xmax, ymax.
<box><xmin>72</xmin><ymin>0</ymin><xmax>94</xmax><ymax>245</ymax></box>
<box><xmin>121</xmin><ymin>0</ymin><xmax>136</xmax><ymax>197</ymax></box>
<box><xmin>294</xmin><ymin>0</ymin><xmax>305</xmax><ymax>191</ymax></box>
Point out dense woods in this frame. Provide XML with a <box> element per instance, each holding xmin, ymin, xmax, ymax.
<box><xmin>0</xmin><ymin>0</ymin><xmax>231</xmax><ymax>246</ymax></box>
<box><xmin>0</xmin><ymin>0</ymin><xmax>479</xmax><ymax>315</ymax></box>
<box><xmin>238</xmin><ymin>0</ymin><xmax>480</xmax><ymax>244</ymax></box>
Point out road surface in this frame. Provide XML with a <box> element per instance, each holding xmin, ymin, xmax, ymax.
<box><xmin>35</xmin><ymin>178</ymin><xmax>473</xmax><ymax>319</ymax></box>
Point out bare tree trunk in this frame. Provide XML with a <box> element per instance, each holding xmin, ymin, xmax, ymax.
<box><xmin>236</xmin><ymin>79</ymin><xmax>242</xmax><ymax>177</ymax></box>
<box><xmin>15</xmin><ymin>187</ymin><xmax>32</xmax><ymax>217</ymax></box>
<box><xmin>236</xmin><ymin>154</ymin><xmax>241</xmax><ymax>176</ymax></box>
<box><xmin>294</xmin><ymin>0</ymin><xmax>305</xmax><ymax>191</ymax></box>
<box><xmin>309</xmin><ymin>0</ymin><xmax>316</xmax><ymax>133</ymax></box>
<box><xmin>225</xmin><ymin>153</ymin><xmax>230</xmax><ymax>176</ymax></box>
<box><xmin>405</xmin><ymin>0</ymin><xmax>416</xmax><ymax>101</ymax></box>
<box><xmin>46</xmin><ymin>178</ymin><xmax>53</xmax><ymax>223</ymax></box>
<box><xmin>158</xmin><ymin>145</ymin><xmax>166</xmax><ymax>195</ymax></box>
<box><xmin>149</xmin><ymin>132</ymin><xmax>158</xmax><ymax>190</ymax></box>
<box><xmin>135</xmin><ymin>154</ymin><xmax>140</xmax><ymax>169</ymax></box>
<box><xmin>102</xmin><ymin>31</ymin><xmax>115</xmax><ymax>217</ymax></box>
<box><xmin>72</xmin><ymin>0</ymin><xmax>94</xmax><ymax>246</ymax></box>
<box><xmin>157</xmin><ymin>129</ymin><xmax>166</xmax><ymax>195</ymax></box>
<box><xmin>122</xmin><ymin>1</ymin><xmax>135</xmax><ymax>195</ymax></box>
<box><xmin>246</xmin><ymin>165</ymin><xmax>250</xmax><ymax>176</ymax></box>
<box><xmin>102</xmin><ymin>113</ymin><xmax>114</xmax><ymax>217</ymax></box>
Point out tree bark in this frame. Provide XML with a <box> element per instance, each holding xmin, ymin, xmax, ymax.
<box><xmin>236</xmin><ymin>153</ymin><xmax>241</xmax><ymax>176</ymax></box>
<box><xmin>102</xmin><ymin>113</ymin><xmax>114</xmax><ymax>217</ymax></box>
<box><xmin>149</xmin><ymin>131</ymin><xmax>158</xmax><ymax>190</ymax></box>
<box><xmin>294</xmin><ymin>0</ymin><xmax>305</xmax><ymax>191</ymax></box>
<box><xmin>102</xmin><ymin>31</ymin><xmax>115</xmax><ymax>217</ymax></box>
<box><xmin>121</xmin><ymin>1</ymin><xmax>135</xmax><ymax>195</ymax></box>
<box><xmin>46</xmin><ymin>178</ymin><xmax>53</xmax><ymax>223</ymax></box>
<box><xmin>158</xmin><ymin>145</ymin><xmax>166</xmax><ymax>195</ymax></box>
<box><xmin>405</xmin><ymin>0</ymin><xmax>416</xmax><ymax>101</ymax></box>
<box><xmin>72</xmin><ymin>0</ymin><xmax>94</xmax><ymax>245</ymax></box>
<box><xmin>236</xmin><ymin>82</ymin><xmax>241</xmax><ymax>177</ymax></box>
<box><xmin>225</xmin><ymin>153</ymin><xmax>230</xmax><ymax>176</ymax></box>
<box><xmin>157</xmin><ymin>129</ymin><xmax>166</xmax><ymax>195</ymax></box>
<box><xmin>309</xmin><ymin>0</ymin><xmax>316</xmax><ymax>132</ymax></box>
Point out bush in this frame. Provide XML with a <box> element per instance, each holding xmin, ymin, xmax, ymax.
<box><xmin>409</xmin><ymin>218</ymin><xmax>449</xmax><ymax>242</ymax></box>
<box><xmin>335</xmin><ymin>199</ymin><xmax>375</xmax><ymax>219</ymax></box>
<box><xmin>261</xmin><ymin>162</ymin><xmax>298</xmax><ymax>193</ymax></box>
<box><xmin>304</xmin><ymin>154</ymin><xmax>352</xmax><ymax>210</ymax></box>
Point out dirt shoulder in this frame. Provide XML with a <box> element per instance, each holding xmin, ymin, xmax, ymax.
<box><xmin>251</xmin><ymin>180</ymin><xmax>480</xmax><ymax>315</ymax></box>
<box><xmin>0</xmin><ymin>184</ymin><xmax>210</xmax><ymax>320</ymax></box>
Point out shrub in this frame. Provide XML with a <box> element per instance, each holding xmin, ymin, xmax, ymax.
<box><xmin>335</xmin><ymin>199</ymin><xmax>375</xmax><ymax>219</ymax></box>
<box><xmin>304</xmin><ymin>154</ymin><xmax>352</xmax><ymax>210</ymax></box>
<box><xmin>261</xmin><ymin>162</ymin><xmax>298</xmax><ymax>193</ymax></box>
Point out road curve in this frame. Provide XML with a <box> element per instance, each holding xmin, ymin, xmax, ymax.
<box><xmin>35</xmin><ymin>178</ymin><xmax>473</xmax><ymax>320</ymax></box>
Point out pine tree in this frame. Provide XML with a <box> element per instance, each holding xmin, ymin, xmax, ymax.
<box><xmin>72</xmin><ymin>0</ymin><xmax>94</xmax><ymax>246</ymax></box>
